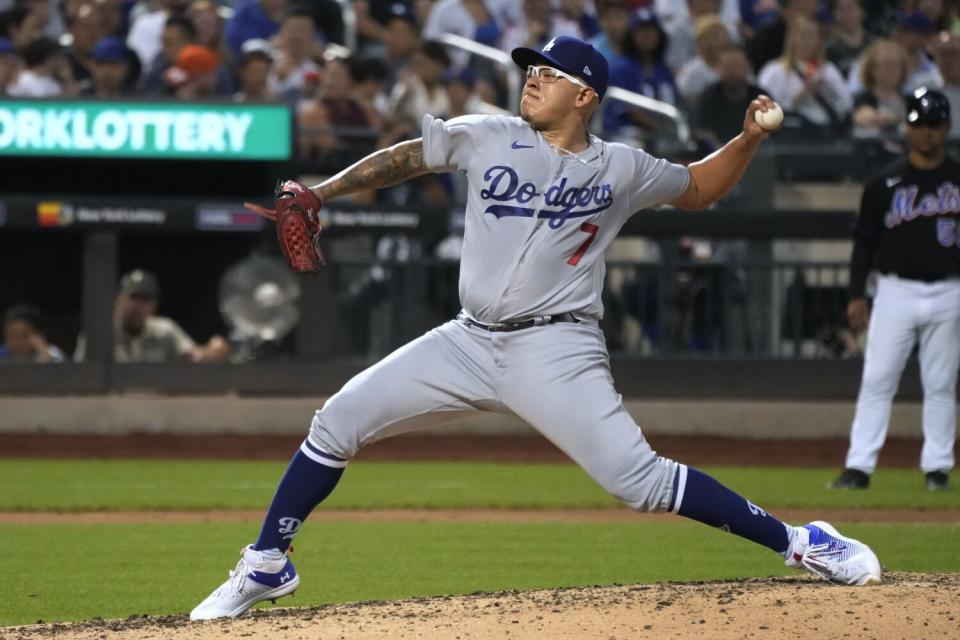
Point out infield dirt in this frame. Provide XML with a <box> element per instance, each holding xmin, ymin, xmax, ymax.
<box><xmin>6</xmin><ymin>572</ymin><xmax>957</xmax><ymax>640</ymax></box>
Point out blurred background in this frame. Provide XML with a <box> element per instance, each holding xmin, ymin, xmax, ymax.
<box><xmin>0</xmin><ymin>0</ymin><xmax>954</xmax><ymax>431</ymax></box>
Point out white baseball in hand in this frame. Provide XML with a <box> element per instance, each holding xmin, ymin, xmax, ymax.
<box><xmin>754</xmin><ymin>103</ymin><xmax>784</xmax><ymax>130</ymax></box>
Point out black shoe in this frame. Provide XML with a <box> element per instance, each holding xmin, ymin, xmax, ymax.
<box><xmin>829</xmin><ymin>468</ymin><xmax>870</xmax><ymax>489</ymax></box>
<box><xmin>926</xmin><ymin>471</ymin><xmax>949</xmax><ymax>491</ymax></box>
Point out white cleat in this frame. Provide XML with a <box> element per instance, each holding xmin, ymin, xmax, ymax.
<box><xmin>190</xmin><ymin>545</ymin><xmax>300</xmax><ymax>621</ymax></box>
<box><xmin>785</xmin><ymin>521</ymin><xmax>882</xmax><ymax>585</ymax></box>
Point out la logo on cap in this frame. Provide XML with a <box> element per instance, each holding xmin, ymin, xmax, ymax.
<box><xmin>543</xmin><ymin>38</ymin><xmax>557</xmax><ymax>51</ymax></box>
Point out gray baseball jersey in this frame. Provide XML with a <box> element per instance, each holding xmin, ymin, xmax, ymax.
<box><xmin>306</xmin><ymin>114</ymin><xmax>693</xmax><ymax>516</ymax></box>
<box><xmin>421</xmin><ymin>113</ymin><xmax>690</xmax><ymax>323</ymax></box>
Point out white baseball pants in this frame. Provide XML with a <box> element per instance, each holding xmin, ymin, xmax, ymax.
<box><xmin>306</xmin><ymin>317</ymin><xmax>680</xmax><ymax>512</ymax></box>
<box><xmin>846</xmin><ymin>275</ymin><xmax>960</xmax><ymax>474</ymax></box>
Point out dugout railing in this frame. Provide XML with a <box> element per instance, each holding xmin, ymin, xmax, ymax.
<box><xmin>0</xmin><ymin>198</ymin><xmax>936</xmax><ymax>400</ymax></box>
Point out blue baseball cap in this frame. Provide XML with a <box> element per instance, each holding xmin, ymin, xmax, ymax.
<box><xmin>0</xmin><ymin>37</ymin><xmax>14</xmax><ymax>55</ymax></box>
<box><xmin>443</xmin><ymin>66</ymin><xmax>475</xmax><ymax>87</ymax></box>
<box><xmin>629</xmin><ymin>7</ymin><xmax>660</xmax><ymax>29</ymax></box>
<box><xmin>512</xmin><ymin>35</ymin><xmax>609</xmax><ymax>100</ymax></box>
<box><xmin>386</xmin><ymin>1</ymin><xmax>416</xmax><ymax>26</ymax></box>
<box><xmin>92</xmin><ymin>37</ymin><xmax>127</xmax><ymax>63</ymax></box>
<box><xmin>896</xmin><ymin>10</ymin><xmax>936</xmax><ymax>34</ymax></box>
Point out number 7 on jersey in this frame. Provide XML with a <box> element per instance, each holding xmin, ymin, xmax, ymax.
<box><xmin>568</xmin><ymin>222</ymin><xmax>599</xmax><ymax>266</ymax></box>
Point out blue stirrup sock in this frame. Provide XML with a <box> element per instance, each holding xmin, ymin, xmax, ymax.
<box><xmin>669</xmin><ymin>465</ymin><xmax>792</xmax><ymax>555</ymax></box>
<box><xmin>253</xmin><ymin>440</ymin><xmax>347</xmax><ymax>553</ymax></box>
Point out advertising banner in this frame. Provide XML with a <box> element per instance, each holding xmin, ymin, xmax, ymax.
<box><xmin>0</xmin><ymin>101</ymin><xmax>292</xmax><ymax>160</ymax></box>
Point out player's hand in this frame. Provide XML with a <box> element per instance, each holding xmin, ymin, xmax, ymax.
<box><xmin>743</xmin><ymin>94</ymin><xmax>779</xmax><ymax>139</ymax></box>
<box><xmin>846</xmin><ymin>297</ymin><xmax>870</xmax><ymax>333</ymax></box>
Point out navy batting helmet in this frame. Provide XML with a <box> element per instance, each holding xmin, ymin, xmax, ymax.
<box><xmin>906</xmin><ymin>87</ymin><xmax>951</xmax><ymax>125</ymax></box>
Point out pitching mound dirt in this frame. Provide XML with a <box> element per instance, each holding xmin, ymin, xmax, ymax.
<box><xmin>7</xmin><ymin>572</ymin><xmax>957</xmax><ymax>640</ymax></box>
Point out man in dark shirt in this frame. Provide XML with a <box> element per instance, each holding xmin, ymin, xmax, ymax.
<box><xmin>831</xmin><ymin>88</ymin><xmax>960</xmax><ymax>492</ymax></box>
<box><xmin>695</xmin><ymin>44</ymin><xmax>766</xmax><ymax>145</ymax></box>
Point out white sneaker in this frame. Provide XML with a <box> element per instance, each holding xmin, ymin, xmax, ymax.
<box><xmin>785</xmin><ymin>521</ymin><xmax>882</xmax><ymax>585</ymax></box>
<box><xmin>190</xmin><ymin>545</ymin><xmax>300</xmax><ymax>621</ymax></box>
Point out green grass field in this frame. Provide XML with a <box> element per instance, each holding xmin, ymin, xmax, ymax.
<box><xmin>2</xmin><ymin>460</ymin><xmax>959</xmax><ymax>511</ymax></box>
<box><xmin>0</xmin><ymin>460</ymin><xmax>958</xmax><ymax>626</ymax></box>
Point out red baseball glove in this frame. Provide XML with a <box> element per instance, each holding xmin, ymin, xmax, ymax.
<box><xmin>244</xmin><ymin>180</ymin><xmax>325</xmax><ymax>273</ymax></box>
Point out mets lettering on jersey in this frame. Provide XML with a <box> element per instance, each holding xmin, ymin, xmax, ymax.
<box><xmin>480</xmin><ymin>165</ymin><xmax>613</xmax><ymax>227</ymax></box>
<box><xmin>884</xmin><ymin>183</ymin><xmax>960</xmax><ymax>228</ymax></box>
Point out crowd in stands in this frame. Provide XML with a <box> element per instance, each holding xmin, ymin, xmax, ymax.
<box><xmin>13</xmin><ymin>1</ymin><xmax>953</xmax><ymax>362</ymax></box>
<box><xmin>0</xmin><ymin>0</ymin><xmax>958</xmax><ymax>164</ymax></box>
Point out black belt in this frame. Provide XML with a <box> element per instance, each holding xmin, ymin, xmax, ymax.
<box><xmin>458</xmin><ymin>312</ymin><xmax>580</xmax><ymax>332</ymax></box>
<box><xmin>883</xmin><ymin>272</ymin><xmax>954</xmax><ymax>284</ymax></box>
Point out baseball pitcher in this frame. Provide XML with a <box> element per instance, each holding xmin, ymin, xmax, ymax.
<box><xmin>191</xmin><ymin>37</ymin><xmax>881</xmax><ymax>621</ymax></box>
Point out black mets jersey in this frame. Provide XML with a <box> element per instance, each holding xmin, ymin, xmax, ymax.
<box><xmin>849</xmin><ymin>156</ymin><xmax>960</xmax><ymax>298</ymax></box>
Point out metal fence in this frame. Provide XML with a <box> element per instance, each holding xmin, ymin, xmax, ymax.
<box><xmin>323</xmin><ymin>252</ymin><xmax>854</xmax><ymax>360</ymax></box>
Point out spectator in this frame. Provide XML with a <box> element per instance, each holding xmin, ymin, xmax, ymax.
<box><xmin>917</xmin><ymin>0</ymin><xmax>949</xmax><ymax>31</ymax></box>
<box><xmin>139</xmin><ymin>14</ymin><xmax>194</xmax><ymax>94</ymax></box>
<box><xmin>894</xmin><ymin>10</ymin><xmax>944</xmax><ymax>94</ymax></box>
<box><xmin>352</xmin><ymin>0</ymin><xmax>408</xmax><ymax>57</ymax></box>
<box><xmin>74</xmin><ymin>270</ymin><xmax>230</xmax><ymax>363</ymax></box>
<box><xmin>188</xmin><ymin>0</ymin><xmax>229</xmax><ymax>61</ymax></box>
<box><xmin>0</xmin><ymin>5</ymin><xmax>39</xmax><ymax>48</ymax></box>
<box><xmin>677</xmin><ymin>14</ymin><xmax>734</xmax><ymax>107</ymax></box>
<box><xmin>0</xmin><ymin>36</ymin><xmax>20</xmax><ymax>94</ymax></box>
<box><xmin>747</xmin><ymin>0</ymin><xmax>820</xmax><ymax>73</ymax></box>
<box><xmin>944</xmin><ymin>1</ymin><xmax>960</xmax><ymax>36</ymax></box>
<box><xmin>0</xmin><ymin>305</ymin><xmax>66</xmax><ymax>363</ymax></box>
<box><xmin>589</xmin><ymin>0</ymin><xmax>629</xmax><ymax>65</ymax></box>
<box><xmin>663</xmin><ymin>0</ymin><xmax>741</xmax><ymax>71</ymax></box>
<box><xmin>126</xmin><ymin>0</ymin><xmax>189</xmax><ymax>70</ymax></box>
<box><xmin>225</xmin><ymin>0</ymin><xmax>288</xmax><ymax>60</ymax></box>
<box><xmin>423</xmin><ymin>0</ymin><xmax>509</xmax><ymax>49</ymax></box>
<box><xmin>16</xmin><ymin>0</ymin><xmax>62</xmax><ymax>41</ymax></box>
<box><xmin>656</xmin><ymin>0</ymin><xmax>741</xmax><ymax>36</ymax></box>
<box><xmin>7</xmin><ymin>36</ymin><xmax>75</xmax><ymax>96</ymax></box>
<box><xmin>165</xmin><ymin>43</ymin><xmax>224</xmax><ymax>98</ymax></box>
<box><xmin>934</xmin><ymin>32</ymin><xmax>960</xmax><ymax>132</ymax></box>
<box><xmin>64</xmin><ymin>2</ymin><xmax>105</xmax><ymax>84</ymax></box>
<box><xmin>79</xmin><ymin>35</ymin><xmax>132</xmax><ymax>97</ymax></box>
<box><xmin>558</xmin><ymin>0</ymin><xmax>601</xmax><ymax>40</ymax></box>
<box><xmin>604</xmin><ymin>9</ymin><xmax>677</xmax><ymax>135</ymax></box>
<box><xmin>695</xmin><ymin>44</ymin><xmax>766</xmax><ymax>144</ymax></box>
<box><xmin>825</xmin><ymin>0</ymin><xmax>872</xmax><ymax>80</ymax></box>
<box><xmin>758</xmin><ymin>16</ymin><xmax>852</xmax><ymax>132</ymax></box>
<box><xmin>861</xmin><ymin>0</ymin><xmax>898</xmax><ymax>37</ymax></box>
<box><xmin>379</xmin><ymin>2</ymin><xmax>421</xmax><ymax>81</ymax></box>
<box><xmin>851</xmin><ymin>39</ymin><xmax>907</xmax><ymax>139</ymax></box>
<box><xmin>297</xmin><ymin>55</ymin><xmax>381</xmax><ymax>157</ymax></box>
<box><xmin>383</xmin><ymin>40</ymin><xmax>451</xmax><ymax>144</ymax></box>
<box><xmin>352</xmin><ymin>55</ymin><xmax>391</xmax><ymax>120</ymax></box>
<box><xmin>738</xmin><ymin>0</ymin><xmax>781</xmax><ymax>40</ymax></box>
<box><xmin>267</xmin><ymin>6</ymin><xmax>322</xmax><ymax>98</ymax></box>
<box><xmin>85</xmin><ymin>0</ymin><xmax>124</xmax><ymax>40</ymax></box>
<box><xmin>233</xmin><ymin>38</ymin><xmax>276</xmax><ymax>101</ymax></box>
<box><xmin>310</xmin><ymin>0</ymin><xmax>346</xmax><ymax>46</ymax></box>
<box><xmin>443</xmin><ymin>66</ymin><xmax>512</xmax><ymax>117</ymax></box>
<box><xmin>499</xmin><ymin>0</ymin><xmax>581</xmax><ymax>54</ymax></box>
<box><xmin>0</xmin><ymin>7</ymin><xmax>21</xmax><ymax>43</ymax></box>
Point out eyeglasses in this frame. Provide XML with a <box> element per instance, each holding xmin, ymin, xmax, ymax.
<box><xmin>526</xmin><ymin>64</ymin><xmax>590</xmax><ymax>89</ymax></box>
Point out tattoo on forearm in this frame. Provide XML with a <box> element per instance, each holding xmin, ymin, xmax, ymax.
<box><xmin>314</xmin><ymin>140</ymin><xmax>428</xmax><ymax>202</ymax></box>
